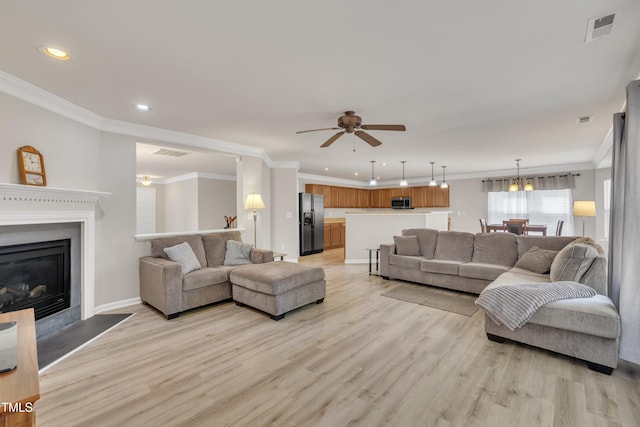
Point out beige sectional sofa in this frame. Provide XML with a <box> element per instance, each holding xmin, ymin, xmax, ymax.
<box><xmin>139</xmin><ymin>230</ymin><xmax>274</xmax><ymax>319</ymax></box>
<box><xmin>380</xmin><ymin>229</ymin><xmax>620</xmax><ymax>374</ymax></box>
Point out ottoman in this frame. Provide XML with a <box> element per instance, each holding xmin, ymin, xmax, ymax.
<box><xmin>230</xmin><ymin>262</ymin><xmax>326</xmax><ymax>320</ymax></box>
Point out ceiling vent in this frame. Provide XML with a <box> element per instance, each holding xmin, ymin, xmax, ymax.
<box><xmin>577</xmin><ymin>115</ymin><xmax>594</xmax><ymax>124</ymax></box>
<box><xmin>152</xmin><ymin>148</ymin><xmax>189</xmax><ymax>157</ymax></box>
<box><xmin>585</xmin><ymin>13</ymin><xmax>615</xmax><ymax>42</ymax></box>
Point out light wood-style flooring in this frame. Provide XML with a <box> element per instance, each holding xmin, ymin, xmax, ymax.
<box><xmin>37</xmin><ymin>249</ymin><xmax>640</xmax><ymax>426</ymax></box>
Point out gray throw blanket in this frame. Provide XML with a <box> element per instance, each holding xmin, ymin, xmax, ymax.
<box><xmin>475</xmin><ymin>281</ymin><xmax>597</xmax><ymax>331</ymax></box>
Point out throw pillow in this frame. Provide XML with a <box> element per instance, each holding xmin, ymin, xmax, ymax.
<box><xmin>394</xmin><ymin>235</ymin><xmax>420</xmax><ymax>256</ymax></box>
<box><xmin>514</xmin><ymin>246</ymin><xmax>558</xmax><ymax>274</ymax></box>
<box><xmin>163</xmin><ymin>242</ymin><xmax>202</xmax><ymax>275</ymax></box>
<box><xmin>549</xmin><ymin>243</ymin><xmax>600</xmax><ymax>282</ymax></box>
<box><xmin>223</xmin><ymin>240</ymin><xmax>254</xmax><ymax>265</ymax></box>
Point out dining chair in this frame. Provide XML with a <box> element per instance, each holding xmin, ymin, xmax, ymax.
<box><xmin>503</xmin><ymin>220</ymin><xmax>527</xmax><ymax>235</ymax></box>
<box><xmin>555</xmin><ymin>220</ymin><xmax>564</xmax><ymax>236</ymax></box>
<box><xmin>479</xmin><ymin>218</ymin><xmax>488</xmax><ymax>233</ymax></box>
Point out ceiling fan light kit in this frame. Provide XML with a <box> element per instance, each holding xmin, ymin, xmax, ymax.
<box><xmin>297</xmin><ymin>111</ymin><xmax>406</xmax><ymax>148</ymax></box>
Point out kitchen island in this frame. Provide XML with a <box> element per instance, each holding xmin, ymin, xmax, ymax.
<box><xmin>344</xmin><ymin>211</ymin><xmax>451</xmax><ymax>263</ymax></box>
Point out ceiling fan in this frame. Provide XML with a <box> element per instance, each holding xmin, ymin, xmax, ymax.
<box><xmin>296</xmin><ymin>111</ymin><xmax>406</xmax><ymax>148</ymax></box>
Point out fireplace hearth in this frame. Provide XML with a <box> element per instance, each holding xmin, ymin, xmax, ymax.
<box><xmin>0</xmin><ymin>239</ymin><xmax>71</xmax><ymax>320</ymax></box>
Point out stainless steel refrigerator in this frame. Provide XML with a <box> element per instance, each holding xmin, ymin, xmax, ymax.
<box><xmin>299</xmin><ymin>193</ymin><xmax>324</xmax><ymax>255</ymax></box>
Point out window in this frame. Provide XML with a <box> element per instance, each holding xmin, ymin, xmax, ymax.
<box><xmin>603</xmin><ymin>178</ymin><xmax>611</xmax><ymax>240</ymax></box>
<box><xmin>488</xmin><ymin>189</ymin><xmax>573</xmax><ymax>235</ymax></box>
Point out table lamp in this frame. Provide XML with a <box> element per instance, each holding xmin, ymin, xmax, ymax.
<box><xmin>573</xmin><ymin>200</ymin><xmax>596</xmax><ymax>237</ymax></box>
<box><xmin>244</xmin><ymin>193</ymin><xmax>265</xmax><ymax>247</ymax></box>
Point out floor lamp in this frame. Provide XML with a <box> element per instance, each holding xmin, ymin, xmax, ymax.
<box><xmin>244</xmin><ymin>193</ymin><xmax>265</xmax><ymax>248</ymax></box>
<box><xmin>573</xmin><ymin>200</ymin><xmax>596</xmax><ymax>237</ymax></box>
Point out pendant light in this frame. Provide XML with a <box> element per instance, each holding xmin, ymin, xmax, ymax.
<box><xmin>440</xmin><ymin>165</ymin><xmax>449</xmax><ymax>189</ymax></box>
<box><xmin>399</xmin><ymin>161</ymin><xmax>408</xmax><ymax>187</ymax></box>
<box><xmin>428</xmin><ymin>161</ymin><xmax>437</xmax><ymax>187</ymax></box>
<box><xmin>369</xmin><ymin>161</ymin><xmax>377</xmax><ymax>186</ymax></box>
<box><xmin>508</xmin><ymin>159</ymin><xmax>534</xmax><ymax>192</ymax></box>
<box><xmin>508</xmin><ymin>159</ymin><xmax>521</xmax><ymax>192</ymax></box>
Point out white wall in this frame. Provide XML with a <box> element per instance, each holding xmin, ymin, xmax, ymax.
<box><xmin>0</xmin><ymin>92</ymin><xmax>101</xmax><ymax>188</ymax></box>
<box><xmin>237</xmin><ymin>156</ymin><xmax>271</xmax><ymax>248</ymax></box>
<box><xmin>96</xmin><ymin>132</ymin><xmax>147</xmax><ymax>306</ymax></box>
<box><xmin>0</xmin><ymin>92</ymin><xmax>146</xmax><ymax>308</ymax></box>
<box><xmin>164</xmin><ymin>178</ymin><xmax>199</xmax><ymax>232</ymax></box>
<box><xmin>197</xmin><ymin>177</ymin><xmax>236</xmax><ymax>230</ymax></box>
<box><xmin>271</xmin><ymin>167</ymin><xmax>299</xmax><ymax>258</ymax></box>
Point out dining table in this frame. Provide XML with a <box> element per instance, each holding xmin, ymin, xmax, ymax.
<box><xmin>486</xmin><ymin>223</ymin><xmax>547</xmax><ymax>236</ymax></box>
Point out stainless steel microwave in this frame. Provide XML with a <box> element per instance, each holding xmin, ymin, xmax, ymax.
<box><xmin>391</xmin><ymin>196</ymin><xmax>412</xmax><ymax>209</ymax></box>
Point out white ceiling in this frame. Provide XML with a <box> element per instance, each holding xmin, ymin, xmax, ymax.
<box><xmin>2</xmin><ymin>1</ymin><xmax>640</xmax><ymax>182</ymax></box>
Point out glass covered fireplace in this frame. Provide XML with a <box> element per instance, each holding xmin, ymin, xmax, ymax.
<box><xmin>0</xmin><ymin>239</ymin><xmax>71</xmax><ymax>320</ymax></box>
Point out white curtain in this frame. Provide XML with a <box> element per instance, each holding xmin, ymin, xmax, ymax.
<box><xmin>609</xmin><ymin>80</ymin><xmax>640</xmax><ymax>365</ymax></box>
<box><xmin>487</xmin><ymin>189</ymin><xmax>574</xmax><ymax>235</ymax></box>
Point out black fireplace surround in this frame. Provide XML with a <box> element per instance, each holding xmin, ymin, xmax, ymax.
<box><xmin>0</xmin><ymin>239</ymin><xmax>71</xmax><ymax>320</ymax></box>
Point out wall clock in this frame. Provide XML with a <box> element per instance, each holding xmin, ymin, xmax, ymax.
<box><xmin>17</xmin><ymin>145</ymin><xmax>47</xmax><ymax>186</ymax></box>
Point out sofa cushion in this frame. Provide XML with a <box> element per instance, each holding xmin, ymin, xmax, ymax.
<box><xmin>459</xmin><ymin>262</ymin><xmax>511</xmax><ymax>281</ymax></box>
<box><xmin>485</xmin><ymin>270</ymin><xmax>620</xmax><ymax>339</ymax></box>
<box><xmin>514</xmin><ymin>246</ymin><xmax>558</xmax><ymax>274</ymax></box>
<box><xmin>203</xmin><ymin>234</ymin><xmax>226</xmax><ymax>267</ymax></box>
<box><xmin>420</xmin><ymin>259</ymin><xmax>464</xmax><ymax>275</ymax></box>
<box><xmin>517</xmin><ymin>236</ymin><xmax>576</xmax><ymax>259</ymax></box>
<box><xmin>182</xmin><ymin>267</ymin><xmax>229</xmax><ymax>291</ymax></box>
<box><xmin>550</xmin><ymin>243</ymin><xmax>600</xmax><ymax>283</ymax></box>
<box><xmin>223</xmin><ymin>240</ymin><xmax>254</xmax><ymax>266</ymax></box>
<box><xmin>151</xmin><ymin>235</ymin><xmax>207</xmax><ymax>267</ymax></box>
<box><xmin>434</xmin><ymin>231</ymin><xmax>475</xmax><ymax>262</ymax></box>
<box><xmin>394</xmin><ymin>235</ymin><xmax>420</xmax><ymax>256</ymax></box>
<box><xmin>472</xmin><ymin>233</ymin><xmax>517</xmax><ymax>266</ymax></box>
<box><xmin>389</xmin><ymin>254</ymin><xmax>422</xmax><ymax>269</ymax></box>
<box><xmin>402</xmin><ymin>228</ymin><xmax>439</xmax><ymax>259</ymax></box>
<box><xmin>163</xmin><ymin>242</ymin><xmax>202</xmax><ymax>275</ymax></box>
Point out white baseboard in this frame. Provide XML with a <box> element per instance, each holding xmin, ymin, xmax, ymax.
<box><xmin>344</xmin><ymin>259</ymin><xmax>369</xmax><ymax>264</ymax></box>
<box><xmin>94</xmin><ymin>297</ymin><xmax>142</xmax><ymax>314</ymax></box>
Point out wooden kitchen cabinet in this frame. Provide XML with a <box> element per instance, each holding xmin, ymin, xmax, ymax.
<box><xmin>305</xmin><ymin>184</ymin><xmax>449</xmax><ymax>209</ymax></box>
<box><xmin>323</xmin><ymin>224</ymin><xmax>331</xmax><ymax>249</ymax></box>
<box><xmin>324</xmin><ymin>222</ymin><xmax>345</xmax><ymax>249</ymax></box>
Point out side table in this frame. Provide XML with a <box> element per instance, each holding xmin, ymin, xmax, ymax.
<box><xmin>367</xmin><ymin>248</ymin><xmax>380</xmax><ymax>276</ymax></box>
<box><xmin>272</xmin><ymin>252</ymin><xmax>286</xmax><ymax>261</ymax></box>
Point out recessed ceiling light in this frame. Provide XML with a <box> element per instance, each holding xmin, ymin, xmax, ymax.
<box><xmin>39</xmin><ymin>47</ymin><xmax>71</xmax><ymax>61</ymax></box>
<box><xmin>136</xmin><ymin>104</ymin><xmax>151</xmax><ymax>111</ymax></box>
<box><xmin>354</xmin><ymin>172</ymin><xmax>359</xmax><ymax>176</ymax></box>
<box><xmin>381</xmin><ymin>163</ymin><xmax>387</xmax><ymax>167</ymax></box>
<box><xmin>324</xmin><ymin>167</ymin><xmax>329</xmax><ymax>171</ymax></box>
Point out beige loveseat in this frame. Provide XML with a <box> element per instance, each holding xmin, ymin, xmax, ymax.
<box><xmin>139</xmin><ymin>230</ymin><xmax>273</xmax><ymax>319</ymax></box>
<box><xmin>379</xmin><ymin>229</ymin><xmax>620</xmax><ymax>374</ymax></box>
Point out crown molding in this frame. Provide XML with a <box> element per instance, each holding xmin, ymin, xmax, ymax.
<box><xmin>157</xmin><ymin>171</ymin><xmax>236</xmax><ymax>184</ymax></box>
<box><xmin>0</xmin><ymin>70</ymin><xmax>103</xmax><ymax>128</ymax></box>
<box><xmin>0</xmin><ymin>71</ymin><xmax>272</xmax><ymax>161</ymax></box>
<box><xmin>298</xmin><ymin>173</ymin><xmax>371</xmax><ymax>188</ymax></box>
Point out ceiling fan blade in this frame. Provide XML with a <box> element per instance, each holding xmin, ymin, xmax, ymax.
<box><xmin>296</xmin><ymin>127</ymin><xmax>341</xmax><ymax>134</ymax></box>
<box><xmin>355</xmin><ymin>130</ymin><xmax>383</xmax><ymax>147</ymax></box>
<box><xmin>320</xmin><ymin>131</ymin><xmax>345</xmax><ymax>147</ymax></box>
<box><xmin>360</xmin><ymin>124</ymin><xmax>406</xmax><ymax>131</ymax></box>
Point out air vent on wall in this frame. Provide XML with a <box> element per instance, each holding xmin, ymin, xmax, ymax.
<box><xmin>577</xmin><ymin>115</ymin><xmax>594</xmax><ymax>124</ymax></box>
<box><xmin>152</xmin><ymin>148</ymin><xmax>189</xmax><ymax>157</ymax></box>
<box><xmin>585</xmin><ymin>13</ymin><xmax>615</xmax><ymax>42</ymax></box>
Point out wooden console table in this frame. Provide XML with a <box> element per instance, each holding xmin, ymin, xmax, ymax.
<box><xmin>0</xmin><ymin>309</ymin><xmax>40</xmax><ymax>427</ymax></box>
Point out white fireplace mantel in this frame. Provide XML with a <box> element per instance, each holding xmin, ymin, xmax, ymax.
<box><xmin>0</xmin><ymin>183</ymin><xmax>110</xmax><ymax>202</ymax></box>
<box><xmin>0</xmin><ymin>183</ymin><xmax>111</xmax><ymax>320</ymax></box>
